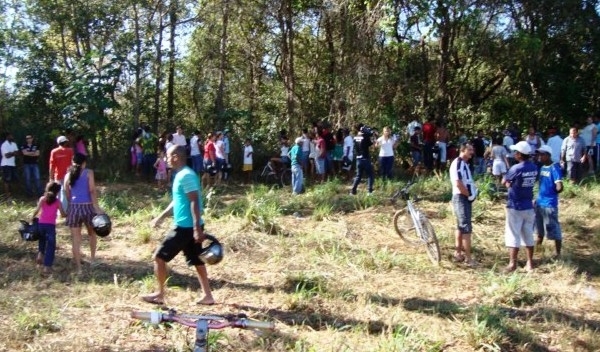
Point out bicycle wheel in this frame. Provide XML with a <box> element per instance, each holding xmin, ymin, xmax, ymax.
<box><xmin>419</xmin><ymin>214</ymin><xmax>441</xmax><ymax>265</ymax></box>
<box><xmin>393</xmin><ymin>208</ymin><xmax>422</xmax><ymax>246</ymax></box>
<box><xmin>280</xmin><ymin>168</ymin><xmax>291</xmax><ymax>187</ymax></box>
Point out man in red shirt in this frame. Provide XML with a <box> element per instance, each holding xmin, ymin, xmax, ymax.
<box><xmin>49</xmin><ymin>135</ymin><xmax>74</xmax><ymax>211</ymax></box>
<box><xmin>422</xmin><ymin>116</ymin><xmax>437</xmax><ymax>171</ymax></box>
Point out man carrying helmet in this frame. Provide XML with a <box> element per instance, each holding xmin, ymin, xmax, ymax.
<box><xmin>143</xmin><ymin>145</ymin><xmax>215</xmax><ymax>306</ymax></box>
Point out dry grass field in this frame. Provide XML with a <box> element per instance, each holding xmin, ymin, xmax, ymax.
<box><xmin>0</xmin><ymin>176</ymin><xmax>599</xmax><ymax>351</ymax></box>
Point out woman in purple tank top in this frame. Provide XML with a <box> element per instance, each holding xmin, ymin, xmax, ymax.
<box><xmin>64</xmin><ymin>153</ymin><xmax>103</xmax><ymax>273</ymax></box>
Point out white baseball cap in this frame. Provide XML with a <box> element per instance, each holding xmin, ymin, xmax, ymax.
<box><xmin>56</xmin><ymin>136</ymin><xmax>68</xmax><ymax>144</ymax></box>
<box><xmin>536</xmin><ymin>145</ymin><xmax>553</xmax><ymax>157</ymax></box>
<box><xmin>510</xmin><ymin>141</ymin><xmax>532</xmax><ymax>155</ymax></box>
<box><xmin>295</xmin><ymin>137</ymin><xmax>303</xmax><ymax>144</ymax></box>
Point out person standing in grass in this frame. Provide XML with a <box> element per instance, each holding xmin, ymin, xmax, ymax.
<box><xmin>242</xmin><ymin>138</ymin><xmax>253</xmax><ymax>184</ymax></box>
<box><xmin>350</xmin><ymin>124</ymin><xmax>374</xmax><ymax>195</ymax></box>
<box><xmin>64</xmin><ymin>153</ymin><xmax>103</xmax><ymax>273</ymax></box>
<box><xmin>502</xmin><ymin>141</ymin><xmax>538</xmax><ymax>273</ymax></box>
<box><xmin>535</xmin><ymin>145</ymin><xmax>563</xmax><ymax>258</ymax></box>
<box><xmin>144</xmin><ymin>145</ymin><xmax>215</xmax><ymax>306</ymax></box>
<box><xmin>560</xmin><ymin>127</ymin><xmax>587</xmax><ymax>184</ymax></box>
<box><xmin>49</xmin><ymin>135</ymin><xmax>74</xmax><ymax>211</ymax></box>
<box><xmin>375</xmin><ymin>126</ymin><xmax>398</xmax><ymax>180</ymax></box>
<box><xmin>449</xmin><ymin>142</ymin><xmax>477</xmax><ymax>267</ymax></box>
<box><xmin>290</xmin><ymin>137</ymin><xmax>303</xmax><ymax>195</ymax></box>
<box><xmin>33</xmin><ymin>181</ymin><xmax>66</xmax><ymax>274</ymax></box>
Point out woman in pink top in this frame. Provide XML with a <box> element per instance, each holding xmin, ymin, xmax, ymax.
<box><xmin>33</xmin><ymin>181</ymin><xmax>66</xmax><ymax>274</ymax></box>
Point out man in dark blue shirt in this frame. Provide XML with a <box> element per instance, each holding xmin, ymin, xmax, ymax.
<box><xmin>350</xmin><ymin>125</ymin><xmax>374</xmax><ymax>195</ymax></box>
<box><xmin>502</xmin><ymin>141</ymin><xmax>539</xmax><ymax>272</ymax></box>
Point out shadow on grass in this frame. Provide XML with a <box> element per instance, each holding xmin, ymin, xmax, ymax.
<box><xmin>403</xmin><ymin>296</ymin><xmax>600</xmax><ymax>352</ymax></box>
<box><xmin>402</xmin><ymin>297</ymin><xmax>468</xmax><ymax>318</ymax></box>
<box><xmin>0</xmin><ymin>241</ymin><xmax>275</xmax><ymax>295</ymax></box>
<box><xmin>229</xmin><ymin>303</ymin><xmax>393</xmax><ymax>335</ymax></box>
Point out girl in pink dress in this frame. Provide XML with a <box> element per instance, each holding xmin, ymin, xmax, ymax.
<box><xmin>154</xmin><ymin>150</ymin><xmax>168</xmax><ymax>189</ymax></box>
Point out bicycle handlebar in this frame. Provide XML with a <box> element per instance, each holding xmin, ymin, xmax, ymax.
<box><xmin>131</xmin><ymin>311</ymin><xmax>275</xmax><ymax>331</ymax></box>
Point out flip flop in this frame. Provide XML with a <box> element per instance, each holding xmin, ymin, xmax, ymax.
<box><xmin>196</xmin><ymin>298</ymin><xmax>215</xmax><ymax>306</ymax></box>
<box><xmin>142</xmin><ymin>295</ymin><xmax>164</xmax><ymax>305</ymax></box>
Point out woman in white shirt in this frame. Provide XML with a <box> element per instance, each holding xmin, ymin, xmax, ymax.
<box><xmin>375</xmin><ymin>126</ymin><xmax>398</xmax><ymax>180</ymax></box>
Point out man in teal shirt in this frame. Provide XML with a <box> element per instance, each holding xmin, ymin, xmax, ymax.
<box><xmin>143</xmin><ymin>145</ymin><xmax>215</xmax><ymax>305</ymax></box>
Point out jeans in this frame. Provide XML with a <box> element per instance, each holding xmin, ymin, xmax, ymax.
<box><xmin>291</xmin><ymin>164</ymin><xmax>303</xmax><ymax>194</ymax></box>
<box><xmin>191</xmin><ymin>154</ymin><xmax>203</xmax><ymax>174</ymax></box>
<box><xmin>379</xmin><ymin>156</ymin><xmax>394</xmax><ymax>180</ymax></box>
<box><xmin>474</xmin><ymin>157</ymin><xmax>486</xmax><ymax>176</ymax></box>
<box><xmin>23</xmin><ymin>163</ymin><xmax>42</xmax><ymax>196</ymax></box>
<box><xmin>38</xmin><ymin>223</ymin><xmax>57</xmax><ymax>267</ymax></box>
<box><xmin>351</xmin><ymin>158</ymin><xmax>374</xmax><ymax>194</ymax></box>
<box><xmin>423</xmin><ymin>142</ymin><xmax>435</xmax><ymax>170</ymax></box>
<box><xmin>143</xmin><ymin>154</ymin><xmax>157</xmax><ymax>180</ymax></box>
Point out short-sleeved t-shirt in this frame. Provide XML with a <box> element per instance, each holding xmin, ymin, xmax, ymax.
<box><xmin>354</xmin><ymin>134</ymin><xmax>372</xmax><ymax>159</ymax></box>
<box><xmin>537</xmin><ymin>163</ymin><xmax>562</xmax><ymax>208</ymax></box>
<box><xmin>243</xmin><ymin>145</ymin><xmax>253</xmax><ymax>165</ymax></box>
<box><xmin>491</xmin><ymin>145</ymin><xmax>507</xmax><ymax>161</ymax></box>
<box><xmin>289</xmin><ymin>145</ymin><xmax>301</xmax><ymax>166</ymax></box>
<box><xmin>190</xmin><ymin>135</ymin><xmax>201</xmax><ymax>156</ymax></box>
<box><xmin>377</xmin><ymin>136</ymin><xmax>395</xmax><ymax>157</ymax></box>
<box><xmin>21</xmin><ymin>143</ymin><xmax>40</xmax><ymax>164</ymax></box>
<box><xmin>504</xmin><ymin>161</ymin><xmax>538</xmax><ymax>210</ymax></box>
<box><xmin>49</xmin><ymin>146</ymin><xmax>74</xmax><ymax>181</ymax></box>
<box><xmin>204</xmin><ymin>141</ymin><xmax>216</xmax><ymax>161</ymax></box>
<box><xmin>1</xmin><ymin>141</ymin><xmax>19</xmax><ymax>166</ymax></box>
<box><xmin>449</xmin><ymin>156</ymin><xmax>474</xmax><ymax>195</ymax></box>
<box><xmin>172</xmin><ymin>166</ymin><xmax>203</xmax><ymax>228</ymax></box>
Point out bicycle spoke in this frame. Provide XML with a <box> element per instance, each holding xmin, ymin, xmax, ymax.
<box><xmin>419</xmin><ymin>215</ymin><xmax>441</xmax><ymax>265</ymax></box>
<box><xmin>393</xmin><ymin>208</ymin><xmax>422</xmax><ymax>247</ymax></box>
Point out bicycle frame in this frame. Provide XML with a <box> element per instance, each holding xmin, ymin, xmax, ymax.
<box><xmin>405</xmin><ymin>200</ymin><xmax>426</xmax><ymax>243</ymax></box>
<box><xmin>131</xmin><ymin>310</ymin><xmax>274</xmax><ymax>352</ymax></box>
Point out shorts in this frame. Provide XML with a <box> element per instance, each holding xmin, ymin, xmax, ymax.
<box><xmin>2</xmin><ymin>166</ymin><xmax>17</xmax><ymax>182</ymax></box>
<box><xmin>154</xmin><ymin>226</ymin><xmax>205</xmax><ymax>266</ymax></box>
<box><xmin>243</xmin><ymin>164</ymin><xmax>253</xmax><ymax>172</ymax></box>
<box><xmin>535</xmin><ymin>206</ymin><xmax>562</xmax><ymax>240</ymax></box>
<box><xmin>504</xmin><ymin>208</ymin><xmax>535</xmax><ymax>247</ymax></box>
<box><xmin>136</xmin><ymin>153</ymin><xmax>143</xmax><ymax>166</ymax></box>
<box><xmin>452</xmin><ymin>194</ymin><xmax>472</xmax><ymax>234</ymax></box>
<box><xmin>67</xmin><ymin>203</ymin><xmax>95</xmax><ymax>228</ymax></box>
<box><xmin>492</xmin><ymin>160</ymin><xmax>507</xmax><ymax>176</ymax></box>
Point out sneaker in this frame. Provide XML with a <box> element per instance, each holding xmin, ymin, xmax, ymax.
<box><xmin>465</xmin><ymin>259</ymin><xmax>478</xmax><ymax>268</ymax></box>
<box><xmin>348</xmin><ymin>191</ymin><xmax>356</xmax><ymax>196</ymax></box>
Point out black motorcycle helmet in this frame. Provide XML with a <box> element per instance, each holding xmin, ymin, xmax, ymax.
<box><xmin>18</xmin><ymin>219</ymin><xmax>40</xmax><ymax>241</ymax></box>
<box><xmin>195</xmin><ymin>234</ymin><xmax>224</xmax><ymax>265</ymax></box>
<box><xmin>92</xmin><ymin>214</ymin><xmax>112</xmax><ymax>237</ymax></box>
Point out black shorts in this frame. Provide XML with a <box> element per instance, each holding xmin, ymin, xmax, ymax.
<box><xmin>154</xmin><ymin>225</ymin><xmax>205</xmax><ymax>266</ymax></box>
<box><xmin>2</xmin><ymin>166</ymin><xmax>17</xmax><ymax>182</ymax></box>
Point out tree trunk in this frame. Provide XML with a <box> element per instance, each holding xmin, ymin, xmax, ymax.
<box><xmin>214</xmin><ymin>0</ymin><xmax>229</xmax><ymax>129</ymax></box>
<box><xmin>153</xmin><ymin>6</ymin><xmax>165</xmax><ymax>133</ymax></box>
<box><xmin>167</xmin><ymin>0</ymin><xmax>178</xmax><ymax>129</ymax></box>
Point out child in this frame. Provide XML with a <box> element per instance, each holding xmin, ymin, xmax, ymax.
<box><xmin>243</xmin><ymin>138</ymin><xmax>253</xmax><ymax>184</ymax></box>
<box><xmin>130</xmin><ymin>138</ymin><xmax>143</xmax><ymax>176</ymax></box>
<box><xmin>32</xmin><ymin>181</ymin><xmax>66</xmax><ymax>274</ymax></box>
<box><xmin>154</xmin><ymin>150</ymin><xmax>168</xmax><ymax>189</ymax></box>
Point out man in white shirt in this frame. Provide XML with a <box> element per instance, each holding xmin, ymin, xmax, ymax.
<box><xmin>189</xmin><ymin>130</ymin><xmax>203</xmax><ymax>174</ymax></box>
<box><xmin>1</xmin><ymin>133</ymin><xmax>20</xmax><ymax>197</ymax></box>
<box><xmin>502</xmin><ymin>130</ymin><xmax>515</xmax><ymax>165</ymax></box>
<box><xmin>172</xmin><ymin>126</ymin><xmax>187</xmax><ymax>147</ymax></box>
<box><xmin>449</xmin><ymin>142</ymin><xmax>477</xmax><ymax>267</ymax></box>
<box><xmin>545</xmin><ymin>128</ymin><xmax>563</xmax><ymax>164</ymax></box>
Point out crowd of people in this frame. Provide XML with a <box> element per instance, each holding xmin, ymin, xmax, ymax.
<box><xmin>1</xmin><ymin>113</ymin><xmax>595</xmax><ymax>301</ymax></box>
